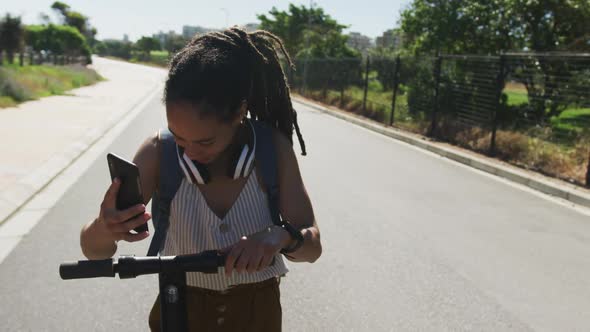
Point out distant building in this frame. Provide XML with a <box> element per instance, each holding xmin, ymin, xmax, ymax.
<box><xmin>347</xmin><ymin>32</ymin><xmax>373</xmax><ymax>54</ymax></box>
<box><xmin>376</xmin><ymin>29</ymin><xmax>403</xmax><ymax>49</ymax></box>
<box><xmin>182</xmin><ymin>25</ymin><xmax>216</xmax><ymax>39</ymax></box>
<box><xmin>153</xmin><ymin>30</ymin><xmax>178</xmax><ymax>48</ymax></box>
<box><xmin>123</xmin><ymin>34</ymin><xmax>129</xmax><ymax>43</ymax></box>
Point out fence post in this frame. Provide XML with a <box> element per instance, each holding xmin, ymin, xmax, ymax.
<box><xmin>428</xmin><ymin>54</ymin><xmax>442</xmax><ymax>137</ymax></box>
<box><xmin>302</xmin><ymin>57</ymin><xmax>309</xmax><ymax>95</ymax></box>
<box><xmin>340</xmin><ymin>69</ymin><xmax>346</xmax><ymax>107</ymax></box>
<box><xmin>29</xmin><ymin>51</ymin><xmax>33</xmax><ymax>65</ymax></box>
<box><xmin>362</xmin><ymin>56</ymin><xmax>370</xmax><ymax>113</ymax></box>
<box><xmin>490</xmin><ymin>54</ymin><xmax>505</xmax><ymax>156</ymax></box>
<box><xmin>389</xmin><ymin>56</ymin><xmax>401</xmax><ymax>126</ymax></box>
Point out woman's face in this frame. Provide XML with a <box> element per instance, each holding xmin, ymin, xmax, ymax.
<box><xmin>166</xmin><ymin>101</ymin><xmax>244</xmax><ymax>165</ymax></box>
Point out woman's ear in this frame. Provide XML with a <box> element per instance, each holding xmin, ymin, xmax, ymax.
<box><xmin>239</xmin><ymin>100</ymin><xmax>248</xmax><ymax>119</ymax></box>
<box><xmin>234</xmin><ymin>100</ymin><xmax>248</xmax><ymax>125</ymax></box>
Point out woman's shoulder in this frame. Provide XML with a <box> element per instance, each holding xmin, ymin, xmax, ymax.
<box><xmin>132</xmin><ymin>131</ymin><xmax>160</xmax><ymax>202</ymax></box>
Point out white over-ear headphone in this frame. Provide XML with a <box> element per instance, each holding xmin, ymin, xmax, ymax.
<box><xmin>176</xmin><ymin>119</ymin><xmax>256</xmax><ymax>184</ymax></box>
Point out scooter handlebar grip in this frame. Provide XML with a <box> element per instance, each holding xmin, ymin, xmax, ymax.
<box><xmin>59</xmin><ymin>259</ymin><xmax>115</xmax><ymax>280</ymax></box>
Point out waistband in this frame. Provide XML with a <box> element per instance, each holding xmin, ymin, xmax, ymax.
<box><xmin>185</xmin><ymin>276</ymin><xmax>280</xmax><ymax>296</ymax></box>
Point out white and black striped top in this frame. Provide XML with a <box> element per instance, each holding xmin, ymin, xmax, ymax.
<box><xmin>161</xmin><ymin>171</ymin><xmax>289</xmax><ymax>290</ymax></box>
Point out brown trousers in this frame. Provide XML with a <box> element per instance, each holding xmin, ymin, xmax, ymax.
<box><xmin>149</xmin><ymin>277</ymin><xmax>282</xmax><ymax>332</ymax></box>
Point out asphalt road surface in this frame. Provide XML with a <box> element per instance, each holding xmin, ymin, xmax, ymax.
<box><xmin>1</xmin><ymin>89</ymin><xmax>589</xmax><ymax>331</ymax></box>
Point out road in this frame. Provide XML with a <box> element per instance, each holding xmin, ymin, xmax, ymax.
<box><xmin>1</xmin><ymin>84</ymin><xmax>589</xmax><ymax>331</ymax></box>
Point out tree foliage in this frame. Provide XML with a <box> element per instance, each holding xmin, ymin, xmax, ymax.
<box><xmin>257</xmin><ymin>4</ymin><xmax>359</xmax><ymax>58</ymax></box>
<box><xmin>0</xmin><ymin>14</ymin><xmax>24</xmax><ymax>63</ymax></box>
<box><xmin>400</xmin><ymin>0</ymin><xmax>590</xmax><ymax>55</ymax></box>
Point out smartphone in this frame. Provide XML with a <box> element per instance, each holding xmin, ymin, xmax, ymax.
<box><xmin>106</xmin><ymin>153</ymin><xmax>148</xmax><ymax>234</ymax></box>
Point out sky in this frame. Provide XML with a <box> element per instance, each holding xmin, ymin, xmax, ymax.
<box><xmin>2</xmin><ymin>0</ymin><xmax>411</xmax><ymax>41</ymax></box>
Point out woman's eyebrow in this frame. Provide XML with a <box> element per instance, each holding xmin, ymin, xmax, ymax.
<box><xmin>168</xmin><ymin>127</ymin><xmax>215</xmax><ymax>143</ymax></box>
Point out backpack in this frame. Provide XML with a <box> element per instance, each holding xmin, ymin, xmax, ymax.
<box><xmin>147</xmin><ymin>120</ymin><xmax>283</xmax><ymax>256</ymax></box>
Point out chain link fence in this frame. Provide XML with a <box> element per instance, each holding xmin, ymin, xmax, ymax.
<box><xmin>287</xmin><ymin>53</ymin><xmax>590</xmax><ymax>187</ymax></box>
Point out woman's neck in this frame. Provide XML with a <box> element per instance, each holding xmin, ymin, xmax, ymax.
<box><xmin>206</xmin><ymin>125</ymin><xmax>243</xmax><ymax>179</ymax></box>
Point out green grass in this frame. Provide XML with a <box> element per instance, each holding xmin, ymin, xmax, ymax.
<box><xmin>505</xmin><ymin>90</ymin><xmax>528</xmax><ymax>106</ymax></box>
<box><xmin>0</xmin><ymin>63</ymin><xmax>103</xmax><ymax>108</ymax></box>
<box><xmin>550</xmin><ymin>107</ymin><xmax>590</xmax><ymax>133</ymax></box>
<box><xmin>129</xmin><ymin>50</ymin><xmax>170</xmax><ymax>68</ymax></box>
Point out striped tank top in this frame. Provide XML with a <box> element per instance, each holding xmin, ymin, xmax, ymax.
<box><xmin>161</xmin><ymin>170</ymin><xmax>289</xmax><ymax>290</ymax></box>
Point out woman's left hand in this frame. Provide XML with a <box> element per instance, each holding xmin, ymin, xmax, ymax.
<box><xmin>221</xmin><ymin>226</ymin><xmax>291</xmax><ymax>276</ymax></box>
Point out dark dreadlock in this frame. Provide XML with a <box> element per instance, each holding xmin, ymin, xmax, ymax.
<box><xmin>164</xmin><ymin>27</ymin><xmax>307</xmax><ymax>156</ymax></box>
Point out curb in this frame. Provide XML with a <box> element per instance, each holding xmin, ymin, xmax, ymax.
<box><xmin>0</xmin><ymin>82</ymin><xmax>163</xmax><ymax>226</ymax></box>
<box><xmin>293</xmin><ymin>96</ymin><xmax>590</xmax><ymax>209</ymax></box>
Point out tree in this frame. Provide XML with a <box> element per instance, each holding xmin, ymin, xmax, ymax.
<box><xmin>399</xmin><ymin>0</ymin><xmax>590</xmax><ymax>123</ymax></box>
<box><xmin>257</xmin><ymin>4</ymin><xmax>358</xmax><ymax>58</ymax></box>
<box><xmin>51</xmin><ymin>1</ymin><xmax>97</xmax><ymax>47</ymax></box>
<box><xmin>400</xmin><ymin>0</ymin><xmax>590</xmax><ymax>55</ymax></box>
<box><xmin>135</xmin><ymin>36</ymin><xmax>161</xmax><ymax>60</ymax></box>
<box><xmin>368</xmin><ymin>47</ymin><xmax>399</xmax><ymax>91</ymax></box>
<box><xmin>164</xmin><ymin>34</ymin><xmax>188</xmax><ymax>54</ymax></box>
<box><xmin>95</xmin><ymin>40</ymin><xmax>132</xmax><ymax>59</ymax></box>
<box><xmin>25</xmin><ymin>24</ymin><xmax>90</xmax><ymax>57</ymax></box>
<box><xmin>0</xmin><ymin>14</ymin><xmax>24</xmax><ymax>64</ymax></box>
<box><xmin>400</xmin><ymin>0</ymin><xmax>514</xmax><ymax>55</ymax></box>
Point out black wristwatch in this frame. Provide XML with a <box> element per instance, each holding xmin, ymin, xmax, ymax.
<box><xmin>279</xmin><ymin>221</ymin><xmax>304</xmax><ymax>255</ymax></box>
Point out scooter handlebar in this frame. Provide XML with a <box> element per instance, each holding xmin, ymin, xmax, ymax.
<box><xmin>59</xmin><ymin>250</ymin><xmax>226</xmax><ymax>280</ymax></box>
<box><xmin>59</xmin><ymin>259</ymin><xmax>115</xmax><ymax>280</ymax></box>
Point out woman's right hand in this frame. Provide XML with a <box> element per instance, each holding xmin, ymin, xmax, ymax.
<box><xmin>97</xmin><ymin>178</ymin><xmax>151</xmax><ymax>243</ymax></box>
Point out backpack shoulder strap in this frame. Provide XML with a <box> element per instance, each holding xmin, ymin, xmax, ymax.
<box><xmin>147</xmin><ymin>129</ymin><xmax>184</xmax><ymax>256</ymax></box>
<box><xmin>252</xmin><ymin>120</ymin><xmax>282</xmax><ymax>226</ymax></box>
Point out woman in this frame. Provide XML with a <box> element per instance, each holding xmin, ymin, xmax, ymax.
<box><xmin>79</xmin><ymin>27</ymin><xmax>322</xmax><ymax>331</ymax></box>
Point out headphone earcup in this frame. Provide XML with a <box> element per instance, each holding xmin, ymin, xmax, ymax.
<box><xmin>229</xmin><ymin>145</ymin><xmax>250</xmax><ymax>179</ymax></box>
<box><xmin>227</xmin><ymin>119</ymin><xmax>256</xmax><ymax>179</ymax></box>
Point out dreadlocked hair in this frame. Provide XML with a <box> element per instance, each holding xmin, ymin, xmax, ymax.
<box><xmin>164</xmin><ymin>26</ymin><xmax>307</xmax><ymax>155</ymax></box>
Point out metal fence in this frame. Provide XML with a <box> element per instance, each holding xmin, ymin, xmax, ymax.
<box><xmin>0</xmin><ymin>51</ymin><xmax>90</xmax><ymax>66</ymax></box>
<box><xmin>287</xmin><ymin>53</ymin><xmax>590</xmax><ymax>187</ymax></box>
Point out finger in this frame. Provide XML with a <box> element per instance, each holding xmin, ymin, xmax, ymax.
<box><xmin>224</xmin><ymin>245</ymin><xmax>244</xmax><ymax>277</ymax></box>
<box><xmin>101</xmin><ymin>178</ymin><xmax>121</xmax><ymax>210</ymax></box>
<box><xmin>258</xmin><ymin>254</ymin><xmax>274</xmax><ymax>272</ymax></box>
<box><xmin>123</xmin><ymin>212</ymin><xmax>151</xmax><ymax>232</ymax></box>
<box><xmin>106</xmin><ymin>212</ymin><xmax>150</xmax><ymax>233</ymax></box>
<box><xmin>234</xmin><ymin>249</ymin><xmax>252</xmax><ymax>274</ymax></box>
<box><xmin>247</xmin><ymin>251</ymin><xmax>264</xmax><ymax>274</ymax></box>
<box><xmin>103</xmin><ymin>204</ymin><xmax>145</xmax><ymax>226</ymax></box>
<box><xmin>122</xmin><ymin>231</ymin><xmax>150</xmax><ymax>243</ymax></box>
<box><xmin>116</xmin><ymin>204</ymin><xmax>147</xmax><ymax>223</ymax></box>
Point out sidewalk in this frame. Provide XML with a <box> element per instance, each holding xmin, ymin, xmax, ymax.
<box><xmin>293</xmin><ymin>95</ymin><xmax>590</xmax><ymax>210</ymax></box>
<box><xmin>0</xmin><ymin>57</ymin><xmax>167</xmax><ymax>225</ymax></box>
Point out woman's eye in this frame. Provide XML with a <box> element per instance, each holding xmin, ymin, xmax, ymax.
<box><xmin>199</xmin><ymin>141</ymin><xmax>215</xmax><ymax>146</ymax></box>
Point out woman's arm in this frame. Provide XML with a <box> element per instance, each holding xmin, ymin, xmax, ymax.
<box><xmin>79</xmin><ymin>133</ymin><xmax>160</xmax><ymax>260</ymax></box>
<box><xmin>273</xmin><ymin>130</ymin><xmax>322</xmax><ymax>263</ymax></box>
<box><xmin>223</xmin><ymin>129</ymin><xmax>323</xmax><ymax>275</ymax></box>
